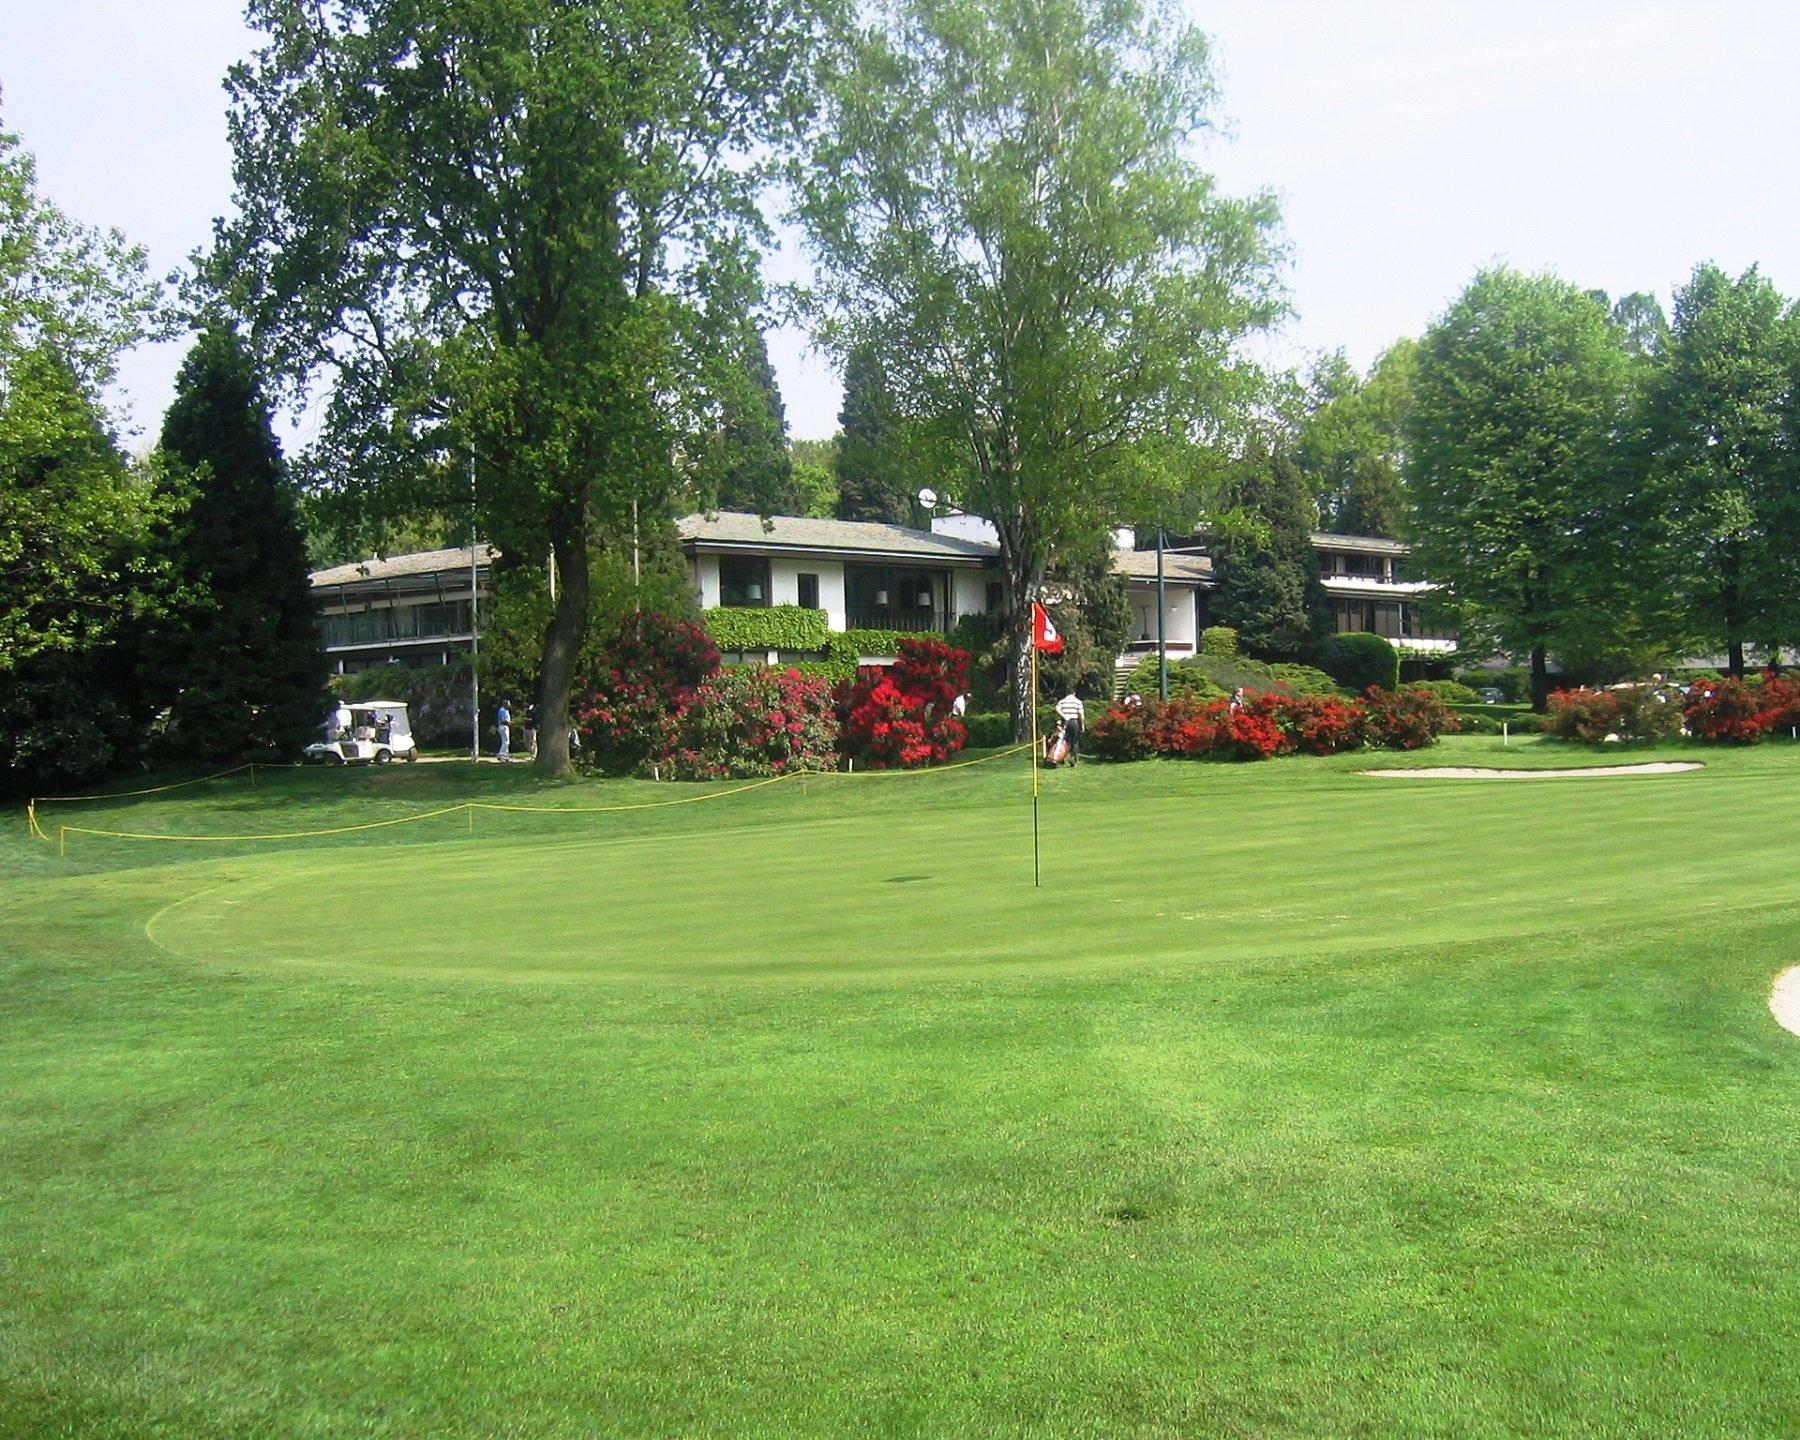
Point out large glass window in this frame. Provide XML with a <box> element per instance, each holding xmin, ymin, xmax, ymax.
<box><xmin>845</xmin><ymin>564</ymin><xmax>945</xmax><ymax>631</ymax></box>
<box><xmin>720</xmin><ymin>555</ymin><xmax>770</xmax><ymax>607</ymax></box>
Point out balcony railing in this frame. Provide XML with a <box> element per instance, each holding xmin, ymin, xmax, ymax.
<box><xmin>846</xmin><ymin>608</ymin><xmax>953</xmax><ymax>635</ymax></box>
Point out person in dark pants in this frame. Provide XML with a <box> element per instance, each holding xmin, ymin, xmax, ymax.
<box><xmin>1055</xmin><ymin>687</ymin><xmax>1086</xmax><ymax>765</ymax></box>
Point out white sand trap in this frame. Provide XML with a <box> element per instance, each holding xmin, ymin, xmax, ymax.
<box><xmin>1773</xmin><ymin>968</ymin><xmax>1800</xmax><ymax>1039</ymax></box>
<box><xmin>1361</xmin><ymin>762</ymin><xmax>1703</xmax><ymax>780</ymax></box>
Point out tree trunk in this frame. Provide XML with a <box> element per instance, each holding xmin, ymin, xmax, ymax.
<box><xmin>1530</xmin><ymin>645</ymin><xmax>1551</xmax><ymax>711</ymax></box>
<box><xmin>534</xmin><ymin>514</ymin><xmax>589</xmax><ymax>778</ymax></box>
<box><xmin>1005</xmin><ymin>549</ymin><xmax>1045</xmax><ymax>743</ymax></box>
<box><xmin>1727</xmin><ymin>640</ymin><xmax>1746</xmax><ymax>679</ymax></box>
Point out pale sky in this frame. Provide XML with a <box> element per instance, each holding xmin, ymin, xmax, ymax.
<box><xmin>5</xmin><ymin>1</ymin><xmax>1798</xmax><ymax>445</ymax></box>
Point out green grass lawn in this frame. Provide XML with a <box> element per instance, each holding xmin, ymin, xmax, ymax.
<box><xmin>4</xmin><ymin>736</ymin><xmax>1798</xmax><ymax>1437</ymax></box>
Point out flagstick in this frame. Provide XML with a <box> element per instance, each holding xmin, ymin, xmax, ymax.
<box><xmin>1031</xmin><ymin>632</ymin><xmax>1040</xmax><ymax>889</ymax></box>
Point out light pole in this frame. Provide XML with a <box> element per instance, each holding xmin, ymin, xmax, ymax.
<box><xmin>1156</xmin><ymin>525</ymin><xmax>1168</xmax><ymax>701</ymax></box>
<box><xmin>469</xmin><ymin>450</ymin><xmax>480</xmax><ymax>762</ymax></box>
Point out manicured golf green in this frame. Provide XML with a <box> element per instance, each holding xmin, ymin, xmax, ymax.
<box><xmin>4</xmin><ymin>737</ymin><xmax>1798</xmax><ymax>1437</ymax></box>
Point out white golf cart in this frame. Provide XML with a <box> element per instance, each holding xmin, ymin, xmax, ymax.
<box><xmin>305</xmin><ymin>701</ymin><xmax>419</xmax><ymax>765</ymax></box>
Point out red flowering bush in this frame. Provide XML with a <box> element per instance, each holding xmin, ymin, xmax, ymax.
<box><xmin>1277</xmin><ymin>694</ymin><xmax>1368</xmax><ymax>755</ymax></box>
<box><xmin>838</xmin><ymin>636</ymin><xmax>970</xmax><ymax>768</ymax></box>
<box><xmin>1684</xmin><ymin>677</ymin><xmax>1777</xmax><ymax>744</ymax></box>
<box><xmin>1754</xmin><ymin>673</ymin><xmax>1800</xmax><ymax>732</ymax></box>
<box><xmin>571</xmin><ymin>611</ymin><xmax>720</xmax><ymax>772</ymax></box>
<box><xmin>1544</xmin><ymin>688</ymin><xmax>1624</xmax><ymax>742</ymax></box>
<box><xmin>662</xmin><ymin>666</ymin><xmax>838</xmax><ymax>779</ymax></box>
<box><xmin>1213</xmin><ymin>701</ymin><xmax>1286</xmax><ymax>761</ymax></box>
<box><xmin>1085</xmin><ymin>703</ymin><xmax>1156</xmax><ymax>761</ymax></box>
<box><xmin>1362</xmin><ymin>686</ymin><xmax>1460</xmax><ymax>750</ymax></box>
<box><xmin>1145</xmin><ymin>696</ymin><xmax>1223</xmax><ymax>757</ymax></box>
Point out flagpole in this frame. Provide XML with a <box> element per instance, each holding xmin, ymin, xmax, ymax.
<box><xmin>1031</xmin><ymin>620</ymin><xmax>1040</xmax><ymax>889</ymax></box>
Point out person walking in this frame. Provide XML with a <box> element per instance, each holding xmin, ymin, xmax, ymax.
<box><xmin>1055</xmin><ymin>686</ymin><xmax>1086</xmax><ymax>765</ymax></box>
<box><xmin>496</xmin><ymin>698</ymin><xmax>512</xmax><ymax>761</ymax></box>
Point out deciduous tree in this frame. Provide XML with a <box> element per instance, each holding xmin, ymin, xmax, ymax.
<box><xmin>217</xmin><ymin>0</ymin><xmax>824</xmax><ymax>774</ymax></box>
<box><xmin>798</xmin><ymin>0</ymin><xmax>1282</xmax><ymax>737</ymax></box>
<box><xmin>1407</xmin><ymin>268</ymin><xmax>1631</xmax><ymax>707</ymax></box>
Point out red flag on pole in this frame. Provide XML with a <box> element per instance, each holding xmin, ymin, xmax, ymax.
<box><xmin>1031</xmin><ymin>601</ymin><xmax>1064</xmax><ymax>654</ymax></box>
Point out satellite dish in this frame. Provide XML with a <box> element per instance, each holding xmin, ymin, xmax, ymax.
<box><xmin>917</xmin><ymin>487</ymin><xmax>938</xmax><ymax>509</ymax></box>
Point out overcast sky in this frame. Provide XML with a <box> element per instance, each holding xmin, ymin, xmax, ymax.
<box><xmin>5</xmin><ymin>0</ymin><xmax>1798</xmax><ymax>445</ymax></box>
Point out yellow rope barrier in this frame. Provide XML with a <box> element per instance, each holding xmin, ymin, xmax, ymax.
<box><xmin>32</xmin><ymin>763</ymin><xmax>257</xmax><ymax>806</ymax></box>
<box><xmin>40</xmin><ymin>744</ymin><xmax>1034</xmax><ymax>850</ymax></box>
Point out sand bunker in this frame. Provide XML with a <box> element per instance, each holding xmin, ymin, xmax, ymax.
<box><xmin>1773</xmin><ymin>968</ymin><xmax>1800</xmax><ymax>1039</ymax></box>
<box><xmin>1361</xmin><ymin>762</ymin><xmax>1703</xmax><ymax>780</ymax></box>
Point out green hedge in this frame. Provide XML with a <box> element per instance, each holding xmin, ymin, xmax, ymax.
<box><xmin>1317</xmin><ymin>633</ymin><xmax>1400</xmax><ymax>693</ymax></box>
<box><xmin>964</xmin><ymin>712</ymin><xmax>1014</xmax><ymax>748</ymax></box>
<box><xmin>704</xmin><ymin>605</ymin><xmax>831</xmax><ymax>652</ymax></box>
<box><xmin>1412</xmin><ymin>678</ymin><xmax>1483</xmax><ymax>705</ymax></box>
<box><xmin>841</xmin><ymin>627</ymin><xmax>944</xmax><ymax>656</ymax></box>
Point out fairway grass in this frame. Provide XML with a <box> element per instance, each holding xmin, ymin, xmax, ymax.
<box><xmin>4</xmin><ymin>737</ymin><xmax>1799</xmax><ymax>1437</ymax></box>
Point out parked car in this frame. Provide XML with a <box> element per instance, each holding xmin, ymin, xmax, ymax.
<box><xmin>1478</xmin><ymin>687</ymin><xmax>1505</xmax><ymax>704</ymax></box>
<box><xmin>304</xmin><ymin>702</ymin><xmax>418</xmax><ymax>764</ymax></box>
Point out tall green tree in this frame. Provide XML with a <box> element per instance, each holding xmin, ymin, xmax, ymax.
<box><xmin>1209</xmin><ymin>442</ymin><xmax>1326</xmax><ymax>658</ymax></box>
<box><xmin>799</xmin><ymin>0</ymin><xmax>1282</xmax><ymax>736</ymax></box>
<box><xmin>1296</xmin><ymin>340</ymin><xmax>1415</xmax><ymax>539</ymax></box>
<box><xmin>0</xmin><ymin>115</ymin><xmax>170</xmax><ymax>792</ymax></box>
<box><xmin>217</xmin><ymin>0</ymin><xmax>823</xmax><ymax>774</ymax></box>
<box><xmin>789</xmin><ymin>436</ymin><xmax>839</xmax><ymax>517</ymax></box>
<box><xmin>699</xmin><ymin>322</ymin><xmax>800</xmax><ymax>514</ymax></box>
<box><xmin>833</xmin><ymin>344</ymin><xmax>916</xmax><ymax>525</ymax></box>
<box><xmin>1636</xmin><ymin>265</ymin><xmax>1798</xmax><ymax>675</ymax></box>
<box><xmin>1408</xmin><ymin>269</ymin><xmax>1632</xmax><ymax>707</ymax></box>
<box><xmin>148</xmin><ymin>326</ymin><xmax>326</xmax><ymax>759</ymax></box>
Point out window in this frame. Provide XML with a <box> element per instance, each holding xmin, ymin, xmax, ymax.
<box><xmin>797</xmin><ymin>572</ymin><xmax>820</xmax><ymax>609</ymax></box>
<box><xmin>985</xmin><ymin>581</ymin><xmax>1004</xmax><ymax>612</ymax></box>
<box><xmin>719</xmin><ymin>555</ymin><xmax>770</xmax><ymax>607</ymax></box>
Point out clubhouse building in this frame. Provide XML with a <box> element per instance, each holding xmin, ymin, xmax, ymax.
<box><xmin>309</xmin><ymin>513</ymin><xmax>1450</xmax><ymax>675</ymax></box>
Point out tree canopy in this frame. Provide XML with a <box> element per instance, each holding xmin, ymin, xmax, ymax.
<box><xmin>798</xmin><ymin>0</ymin><xmax>1282</xmax><ymax>735</ymax></box>
<box><xmin>1408</xmin><ymin>268</ymin><xmax>1632</xmax><ymax>706</ymax></box>
<box><xmin>217</xmin><ymin>0</ymin><xmax>826</xmax><ymax>772</ymax></box>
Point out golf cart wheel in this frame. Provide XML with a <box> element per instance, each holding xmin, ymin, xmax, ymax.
<box><xmin>374</xmin><ymin>749</ymin><xmax>392</xmax><ymax>764</ymax></box>
<box><xmin>405</xmin><ymin>751</ymin><xmax>418</xmax><ymax>762</ymax></box>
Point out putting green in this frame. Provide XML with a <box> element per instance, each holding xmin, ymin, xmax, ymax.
<box><xmin>140</xmin><ymin>756</ymin><xmax>1779</xmax><ymax>984</ymax></box>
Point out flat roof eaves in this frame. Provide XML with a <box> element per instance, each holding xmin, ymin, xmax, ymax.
<box><xmin>310</xmin><ymin>544</ymin><xmax>497</xmax><ymax>588</ymax></box>
<box><xmin>677</xmin><ymin>511</ymin><xmax>998</xmax><ymax>564</ymax></box>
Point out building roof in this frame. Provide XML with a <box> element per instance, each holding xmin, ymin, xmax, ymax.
<box><xmin>676</xmin><ymin>511</ymin><xmax>998</xmax><ymax>563</ymax></box>
<box><xmin>1310</xmin><ymin>532</ymin><xmax>1409</xmax><ymax>555</ymax></box>
<box><xmin>1110</xmin><ymin>549</ymin><xmax>1213</xmax><ymax>583</ymax></box>
<box><xmin>310</xmin><ymin>544</ymin><xmax>497</xmax><ymax>589</ymax></box>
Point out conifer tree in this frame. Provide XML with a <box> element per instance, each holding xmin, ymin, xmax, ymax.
<box><xmin>707</xmin><ymin>325</ymin><xmax>801</xmax><ymax>514</ymax></box>
<box><xmin>1209</xmin><ymin>446</ymin><xmax>1327</xmax><ymax>658</ymax></box>
<box><xmin>151</xmin><ymin>326</ymin><xmax>326</xmax><ymax>758</ymax></box>
<box><xmin>834</xmin><ymin>345</ymin><xmax>916</xmax><ymax>525</ymax></box>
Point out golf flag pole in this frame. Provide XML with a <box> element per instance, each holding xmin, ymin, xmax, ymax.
<box><xmin>1030</xmin><ymin>600</ymin><xmax>1064</xmax><ymax>888</ymax></box>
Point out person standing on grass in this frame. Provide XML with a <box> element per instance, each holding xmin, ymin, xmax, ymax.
<box><xmin>1056</xmin><ymin>686</ymin><xmax>1086</xmax><ymax>765</ymax></box>
<box><xmin>526</xmin><ymin>700</ymin><xmax>540</xmax><ymax>760</ymax></box>
<box><xmin>496</xmin><ymin>698</ymin><xmax>512</xmax><ymax>761</ymax></box>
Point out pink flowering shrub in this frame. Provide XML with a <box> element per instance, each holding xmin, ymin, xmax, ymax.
<box><xmin>661</xmin><ymin>666</ymin><xmax>839</xmax><ymax>779</ymax></box>
<box><xmin>572</xmin><ymin>611</ymin><xmax>720</xmax><ymax>772</ymax></box>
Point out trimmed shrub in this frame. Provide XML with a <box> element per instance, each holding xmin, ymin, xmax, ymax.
<box><xmin>1201</xmin><ymin>625</ymin><xmax>1239</xmax><ymax>658</ymax></box>
<box><xmin>1084</xmin><ymin>703</ymin><xmax>1155</xmax><ymax>761</ymax></box>
<box><xmin>1318</xmin><ymin>633</ymin><xmax>1400</xmax><ymax>693</ymax></box>
<box><xmin>572</xmin><ymin>611</ymin><xmax>720</xmax><ymax>773</ymax></box>
<box><xmin>1543</xmin><ymin>688</ymin><xmax>1621</xmax><ymax>742</ymax></box>
<box><xmin>1145</xmin><ymin>696</ymin><xmax>1223</xmax><ymax>757</ymax></box>
<box><xmin>1267</xmin><ymin>662</ymin><xmax>1347</xmax><ymax>698</ymax></box>
<box><xmin>1214</xmin><ymin>701</ymin><xmax>1286</xmax><ymax>761</ymax></box>
<box><xmin>840</xmin><ymin>627</ymin><xmax>944</xmax><ymax>657</ymax></box>
<box><xmin>1276</xmin><ymin>694</ymin><xmax>1368</xmax><ymax>755</ymax></box>
<box><xmin>963</xmin><ymin>712</ymin><xmax>1014</xmax><ymax>749</ymax></box>
<box><xmin>838</xmin><ymin>635</ymin><xmax>970</xmax><ymax>768</ymax></box>
<box><xmin>704</xmin><ymin>605</ymin><xmax>831</xmax><ymax>653</ymax></box>
<box><xmin>663</xmin><ymin>666</ymin><xmax>838</xmax><ymax>779</ymax></box>
<box><xmin>1362</xmin><ymin>686</ymin><xmax>1459</xmax><ymax>750</ymax></box>
<box><xmin>1683</xmin><ymin>677</ymin><xmax>1778</xmax><ymax>744</ymax></box>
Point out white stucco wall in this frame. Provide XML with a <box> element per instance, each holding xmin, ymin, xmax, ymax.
<box><xmin>1127</xmin><ymin>581</ymin><xmax>1199</xmax><ymax>650</ymax></box>
<box><xmin>951</xmin><ymin>568</ymin><xmax>991</xmax><ymax>622</ymax></box>
<box><xmin>694</xmin><ymin>553</ymin><xmax>720</xmax><ymax>609</ymax></box>
<box><xmin>769</xmin><ymin>557</ymin><xmax>848</xmax><ymax>631</ymax></box>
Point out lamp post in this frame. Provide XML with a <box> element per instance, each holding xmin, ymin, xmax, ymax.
<box><xmin>1156</xmin><ymin>526</ymin><xmax>1168</xmax><ymax>700</ymax></box>
<box><xmin>469</xmin><ymin>450</ymin><xmax>480</xmax><ymax>762</ymax></box>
